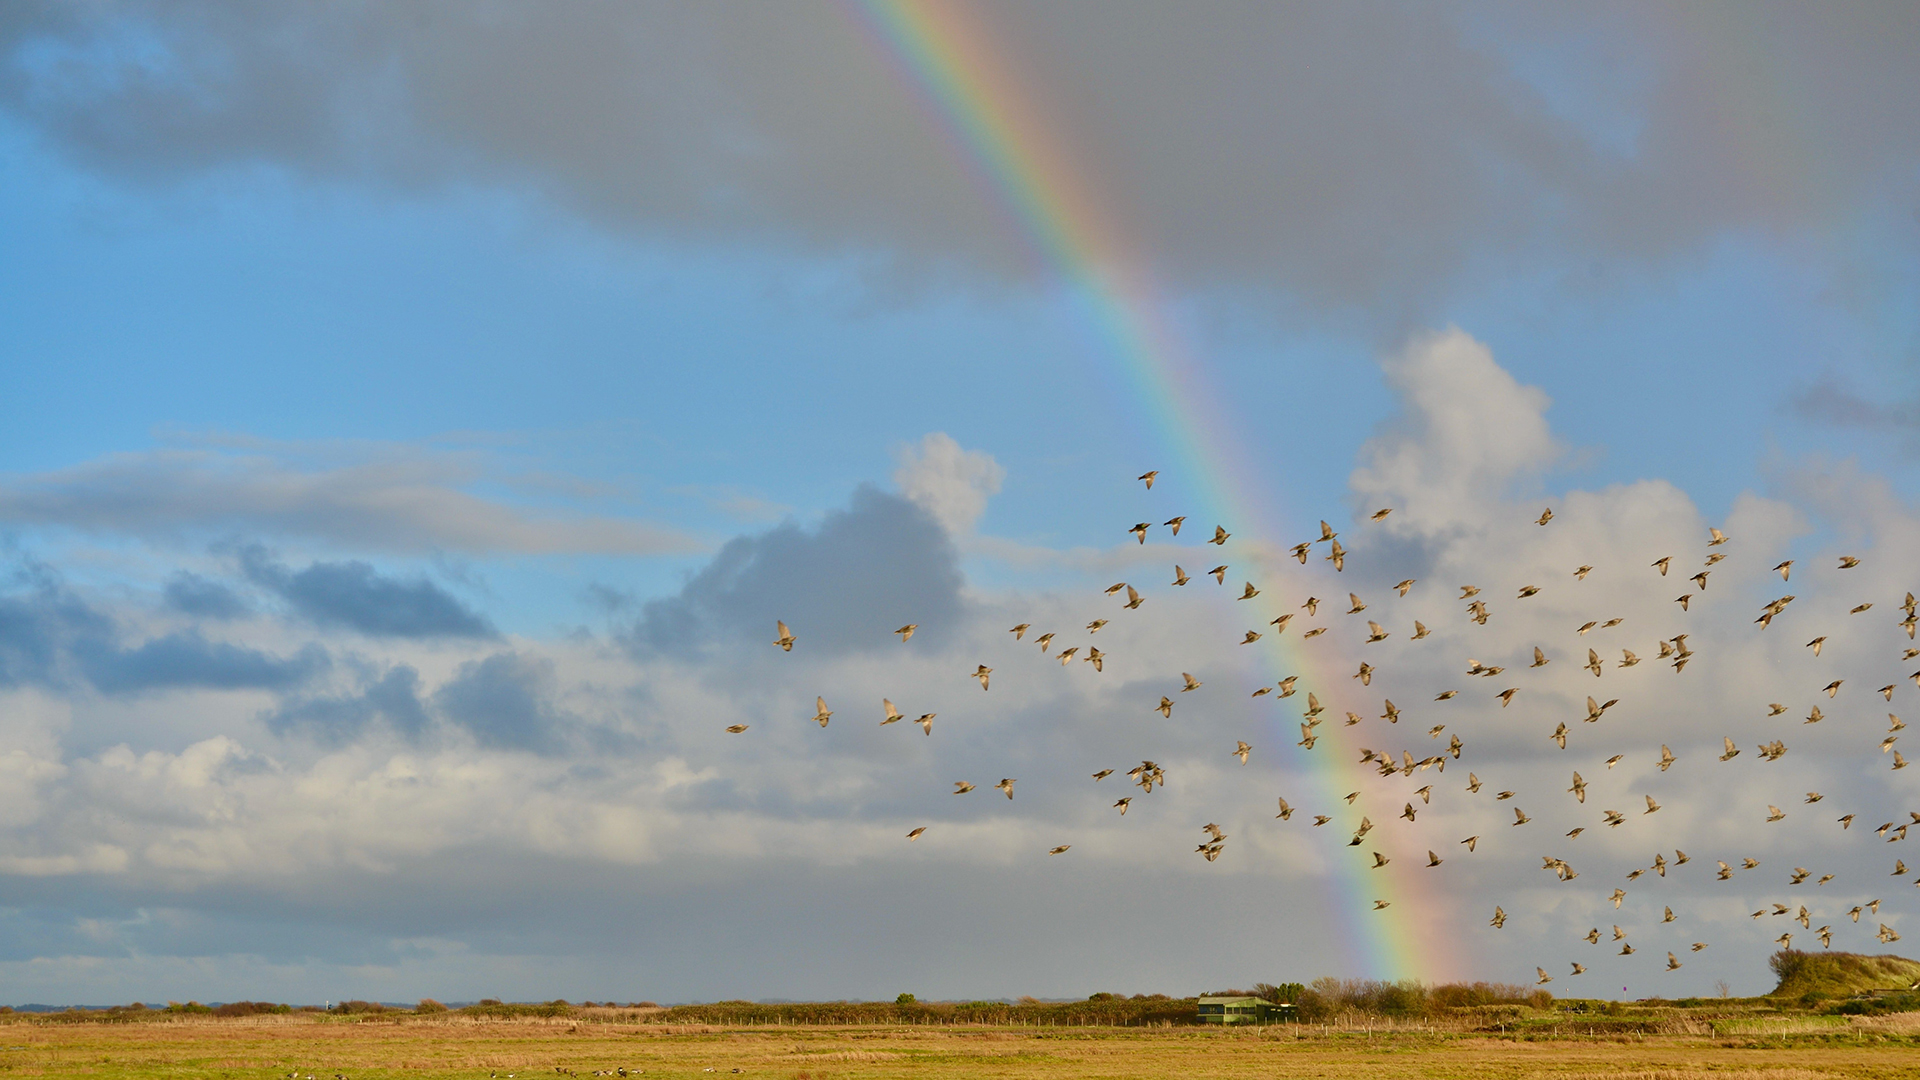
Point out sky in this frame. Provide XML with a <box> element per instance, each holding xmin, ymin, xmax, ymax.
<box><xmin>1</xmin><ymin>0</ymin><xmax>1920</xmax><ymax>1006</ymax></box>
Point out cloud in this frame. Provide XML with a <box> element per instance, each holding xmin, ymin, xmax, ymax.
<box><xmin>161</xmin><ymin>572</ymin><xmax>250</xmax><ymax>620</ymax></box>
<box><xmin>264</xmin><ymin>665</ymin><xmax>430</xmax><ymax>743</ymax></box>
<box><xmin>0</xmin><ymin>448</ymin><xmax>691</xmax><ymax>555</ymax></box>
<box><xmin>5</xmin><ymin>5</ymin><xmax>1917</xmax><ymax>312</ymax></box>
<box><xmin>431</xmin><ymin>652</ymin><xmax>570</xmax><ymax>753</ymax></box>
<box><xmin>75</xmin><ymin>630</ymin><xmax>329</xmax><ymax>696</ymax></box>
<box><xmin>239</xmin><ymin>547</ymin><xmax>495</xmax><ymax>640</ymax></box>
<box><xmin>892</xmin><ymin>433</ymin><xmax>1004</xmax><ymax>535</ymax></box>
<box><xmin>625</xmin><ymin>484</ymin><xmax>963</xmax><ymax>657</ymax></box>
<box><xmin>1350</xmin><ymin>327</ymin><xmax>1562</xmax><ymax>529</ymax></box>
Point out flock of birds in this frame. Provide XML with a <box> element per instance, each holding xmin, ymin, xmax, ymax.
<box><xmin>742</xmin><ymin>469</ymin><xmax>1915</xmax><ymax>988</ymax></box>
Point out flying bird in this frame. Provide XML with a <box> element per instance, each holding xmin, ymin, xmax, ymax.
<box><xmin>907</xmin><ymin>827</ymin><xmax>926</xmax><ymax>841</ymax></box>
<box><xmin>1138</xmin><ymin>471</ymin><xmax>1158</xmax><ymax>489</ymax></box>
<box><xmin>1210</xmin><ymin>525</ymin><xmax>1230</xmax><ymax>545</ymax></box>
<box><xmin>724</xmin><ymin>724</ymin><xmax>749</xmax><ymax>734</ymax></box>
<box><xmin>774</xmin><ymin>621</ymin><xmax>795</xmax><ymax>651</ymax></box>
<box><xmin>812</xmin><ymin>697</ymin><xmax>833</xmax><ymax>727</ymax></box>
<box><xmin>994</xmin><ymin>779</ymin><xmax>1016</xmax><ymax>799</ymax></box>
<box><xmin>1536</xmin><ymin>508</ymin><xmax>1553</xmax><ymax>526</ymax></box>
<box><xmin>1048</xmin><ymin>845</ymin><xmax>1070</xmax><ymax>855</ymax></box>
<box><xmin>1165</xmin><ymin>516</ymin><xmax>1185</xmax><ymax>535</ymax></box>
<box><xmin>973</xmin><ymin>665</ymin><xmax>992</xmax><ymax>690</ymax></box>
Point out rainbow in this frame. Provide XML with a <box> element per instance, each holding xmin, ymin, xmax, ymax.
<box><xmin>844</xmin><ymin>0</ymin><xmax>1460</xmax><ymax>982</ymax></box>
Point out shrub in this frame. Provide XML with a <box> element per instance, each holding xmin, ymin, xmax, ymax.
<box><xmin>895</xmin><ymin>993</ymin><xmax>916</xmax><ymax>1005</ymax></box>
<box><xmin>416</xmin><ymin>999</ymin><xmax>447</xmax><ymax>1013</ymax></box>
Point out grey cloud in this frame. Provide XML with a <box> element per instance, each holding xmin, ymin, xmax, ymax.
<box><xmin>4</xmin><ymin>3</ymin><xmax>1917</xmax><ymax>313</ymax></box>
<box><xmin>265</xmin><ymin>665</ymin><xmax>429</xmax><ymax>742</ymax></box>
<box><xmin>162</xmin><ymin>571</ymin><xmax>250</xmax><ymax>620</ymax></box>
<box><xmin>75</xmin><ymin>630</ymin><xmax>328</xmax><ymax>695</ymax></box>
<box><xmin>1791</xmin><ymin>382</ymin><xmax>1920</xmax><ymax>431</ymax></box>
<box><xmin>240</xmin><ymin>547</ymin><xmax>495</xmax><ymax>640</ymax></box>
<box><xmin>626</xmin><ymin>485</ymin><xmax>963</xmax><ymax>657</ymax></box>
<box><xmin>0</xmin><ymin>448</ymin><xmax>691</xmax><ymax>555</ymax></box>
<box><xmin>0</xmin><ymin>567</ymin><xmax>110</xmax><ymax>688</ymax></box>
<box><xmin>432</xmin><ymin>651</ymin><xmax>567</xmax><ymax>752</ymax></box>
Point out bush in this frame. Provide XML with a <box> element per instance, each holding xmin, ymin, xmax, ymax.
<box><xmin>165</xmin><ymin>1002</ymin><xmax>213</xmax><ymax>1015</ymax></box>
<box><xmin>416</xmin><ymin>999</ymin><xmax>447</xmax><ymax>1013</ymax></box>
<box><xmin>211</xmin><ymin>1001</ymin><xmax>290</xmax><ymax>1017</ymax></box>
<box><xmin>896</xmin><ymin>993</ymin><xmax>916</xmax><ymax>1005</ymax></box>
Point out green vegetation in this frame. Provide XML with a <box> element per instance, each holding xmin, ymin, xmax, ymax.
<box><xmin>1769</xmin><ymin>949</ymin><xmax>1920</xmax><ymax>1002</ymax></box>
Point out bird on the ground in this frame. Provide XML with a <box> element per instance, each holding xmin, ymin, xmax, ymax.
<box><xmin>774</xmin><ymin>621</ymin><xmax>795</xmax><ymax>651</ymax></box>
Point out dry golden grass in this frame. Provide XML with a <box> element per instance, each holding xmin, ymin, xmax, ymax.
<box><xmin>1</xmin><ymin>1014</ymin><xmax>1918</xmax><ymax>1080</ymax></box>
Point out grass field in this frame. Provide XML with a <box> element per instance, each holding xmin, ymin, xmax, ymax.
<box><xmin>4</xmin><ymin>1013</ymin><xmax>1920</xmax><ymax>1080</ymax></box>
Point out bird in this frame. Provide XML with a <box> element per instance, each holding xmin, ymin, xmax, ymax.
<box><xmin>1086</xmin><ymin>619</ymin><xmax>1108</xmax><ymax>633</ymax></box>
<box><xmin>1645</xmin><ymin>795</ymin><xmax>1661</xmax><ymax>815</ymax></box>
<box><xmin>1807</xmin><ymin>636</ymin><xmax>1826</xmax><ymax>656</ymax></box>
<box><xmin>1619</xmin><ymin>943</ymin><xmax>1636</xmax><ymax>956</ymax></box>
<box><xmin>1113</xmin><ymin>798</ymin><xmax>1131</xmax><ymax>815</ymax></box>
<box><xmin>1653</xmin><ymin>556</ymin><xmax>1672</xmax><ymax>576</ymax></box>
<box><xmin>1241</xmin><ymin>631</ymin><xmax>1262</xmax><ymax>645</ymax></box>
<box><xmin>1278</xmin><ymin>676</ymin><xmax>1299</xmax><ymax>696</ymax></box>
<box><xmin>1048</xmin><ymin>845</ymin><xmax>1070</xmax><ymax>855</ymax></box>
<box><xmin>1517</xmin><ymin>585</ymin><xmax>1540</xmax><ymax>598</ymax></box>
<box><xmin>1691</xmin><ymin>571</ymin><xmax>1710</xmax><ymax>590</ymax></box>
<box><xmin>907</xmin><ymin>827</ymin><xmax>926</xmax><ymax>841</ymax></box>
<box><xmin>1210</xmin><ymin>525</ymin><xmax>1230</xmax><ymax>545</ymax></box>
<box><xmin>992</xmin><ymin>778</ymin><xmax>1016</xmax><ymax>800</ymax></box>
<box><xmin>1575</xmin><ymin>565</ymin><xmax>1593</xmax><ymax>580</ymax></box>
<box><xmin>1138</xmin><ymin>471</ymin><xmax>1158</xmax><ymax>489</ymax></box>
<box><xmin>1586</xmin><ymin>650</ymin><xmax>1604</xmax><ymax>677</ymax></box>
<box><xmin>1513</xmin><ymin>807</ymin><xmax>1532</xmax><ymax>826</ymax></box>
<box><xmin>1768</xmin><ymin>703</ymin><xmax>1787</xmax><ymax>716</ymax></box>
<box><xmin>1241</xmin><ymin>582</ymin><xmax>1261</xmax><ymax>601</ymax></box>
<box><xmin>1233</xmin><ymin>742</ymin><xmax>1251</xmax><ymax>764</ymax></box>
<box><xmin>1463</xmin><ymin>836</ymin><xmax>1480</xmax><ymax>851</ymax></box>
<box><xmin>1466</xmin><ymin>773</ymin><xmax>1483</xmax><ymax>793</ymax></box>
<box><xmin>812</xmin><ymin>697</ymin><xmax>833</xmax><ymax>727</ymax></box>
<box><xmin>881</xmin><ymin>699</ymin><xmax>903</xmax><ymax>726</ymax></box>
<box><xmin>1659</xmin><ymin>745</ymin><xmax>1677</xmax><ymax>771</ymax></box>
<box><xmin>1124</xmin><ymin>585</ymin><xmax>1144</xmax><ymax>609</ymax></box>
<box><xmin>1394</xmin><ymin>578</ymin><xmax>1416</xmax><ymax>596</ymax></box>
<box><xmin>1605</xmin><ymin>754</ymin><xmax>1624</xmax><ymax>769</ymax></box>
<box><xmin>1610</xmin><ymin>889</ymin><xmax>1626</xmax><ymax>908</ymax></box>
<box><xmin>1532</xmin><ymin>647</ymin><xmax>1550</xmax><ymax>668</ymax></box>
<box><xmin>1536</xmin><ymin>508</ymin><xmax>1554</xmax><ymax>526</ymax></box>
<box><xmin>1720</xmin><ymin>737</ymin><xmax>1740</xmax><ymax>761</ymax></box>
<box><xmin>1675</xmin><ymin>594</ymin><xmax>1692</xmax><ymax>610</ymax></box>
<box><xmin>1211</xmin><ymin>565</ymin><xmax>1230</xmax><ymax>584</ymax></box>
<box><xmin>1568</xmin><ymin>773</ymin><xmax>1587</xmax><ymax>803</ymax></box>
<box><xmin>1275</xmin><ymin>797</ymin><xmax>1293</xmax><ymax>820</ymax></box>
<box><xmin>1490</xmin><ymin>906</ymin><xmax>1507</xmax><ymax>928</ymax></box>
<box><xmin>973</xmin><ymin>665</ymin><xmax>992</xmax><ymax>690</ymax></box>
<box><xmin>916</xmin><ymin>713</ymin><xmax>935</xmax><ymax>735</ymax></box>
<box><xmin>1709</xmin><ymin>527</ymin><xmax>1729</xmax><ymax>546</ymax></box>
<box><xmin>1372</xmin><ymin>508</ymin><xmax>1393</xmax><ymax>521</ymax></box>
<box><xmin>1767</xmin><ymin>805</ymin><xmax>1787</xmax><ymax>822</ymax></box>
<box><xmin>1775</xmin><ymin>560</ymin><xmax>1793</xmax><ymax>580</ymax></box>
<box><xmin>1536</xmin><ymin>968</ymin><xmax>1552</xmax><ymax>986</ymax></box>
<box><xmin>1839</xmin><ymin>556</ymin><xmax>1860</xmax><ymax>569</ymax></box>
<box><xmin>1583</xmin><ymin>928</ymin><xmax>1600</xmax><ymax>944</ymax></box>
<box><xmin>1129</xmin><ymin>523</ymin><xmax>1150</xmax><ymax>544</ymax></box>
<box><xmin>1666</xmin><ymin>953</ymin><xmax>1682</xmax><ymax>972</ymax></box>
<box><xmin>1181</xmin><ymin>673</ymin><xmax>1202</xmax><ymax>692</ymax></box>
<box><xmin>1009</xmin><ymin>623</ymin><xmax>1030</xmax><ymax>640</ymax></box>
<box><xmin>1497</xmin><ymin>688</ymin><xmax>1518</xmax><ymax>707</ymax></box>
<box><xmin>952</xmin><ymin>781</ymin><xmax>974</xmax><ymax>794</ymax></box>
<box><xmin>1411</xmin><ymin>620</ymin><xmax>1432</xmax><ymax>639</ymax></box>
<box><xmin>774</xmin><ymin>621</ymin><xmax>795</xmax><ymax>651</ymax></box>
<box><xmin>1436</xmin><ymin>690</ymin><xmax>1459</xmax><ymax>701</ymax></box>
<box><xmin>1806</xmin><ymin>705</ymin><xmax>1823</xmax><ymax>724</ymax></box>
<box><xmin>1372</xmin><ymin>852</ymin><xmax>1390</xmax><ymax>868</ymax></box>
<box><xmin>1105</xmin><ymin>581</ymin><xmax>1127</xmax><ymax>596</ymax></box>
<box><xmin>895</xmin><ymin>624</ymin><xmax>918</xmax><ymax>642</ymax></box>
<box><xmin>1171</xmin><ymin>566</ymin><xmax>1189</xmax><ymax>586</ymax></box>
<box><xmin>1092</xmin><ymin>769</ymin><xmax>1113</xmax><ymax>781</ymax></box>
<box><xmin>1374</xmin><ymin>900</ymin><xmax>1390</xmax><ymax>910</ymax></box>
<box><xmin>1577</xmin><ymin>621</ymin><xmax>1597</xmax><ymax>636</ymax></box>
<box><xmin>1165</xmin><ymin>516</ymin><xmax>1185</xmax><ymax>535</ymax></box>
<box><xmin>1035</xmin><ymin>632</ymin><xmax>1055</xmax><ymax>652</ymax></box>
<box><xmin>1852</xmin><ymin>603</ymin><xmax>1873</xmax><ymax>614</ymax></box>
<box><xmin>725</xmin><ymin>724</ymin><xmax>749</xmax><ymax>733</ymax></box>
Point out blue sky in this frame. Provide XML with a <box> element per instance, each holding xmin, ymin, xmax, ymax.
<box><xmin>1</xmin><ymin>2</ymin><xmax>1919</xmax><ymax>1005</ymax></box>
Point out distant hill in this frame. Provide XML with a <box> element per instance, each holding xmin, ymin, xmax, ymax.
<box><xmin>1769</xmin><ymin>950</ymin><xmax>1920</xmax><ymax>999</ymax></box>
